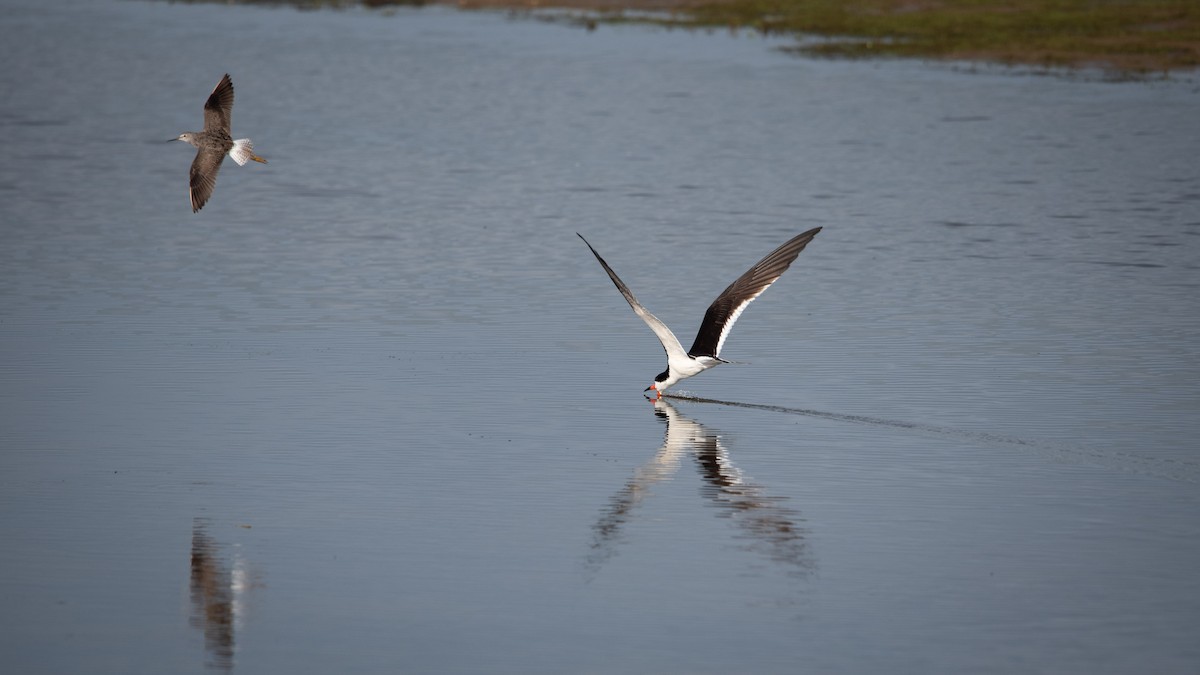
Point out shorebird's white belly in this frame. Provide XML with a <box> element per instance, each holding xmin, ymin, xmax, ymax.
<box><xmin>671</xmin><ymin>355</ymin><xmax>719</xmax><ymax>379</ymax></box>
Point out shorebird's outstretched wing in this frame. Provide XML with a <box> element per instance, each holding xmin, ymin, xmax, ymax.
<box><xmin>203</xmin><ymin>73</ymin><xmax>235</xmax><ymax>135</ymax></box>
<box><xmin>189</xmin><ymin>149</ymin><xmax>223</xmax><ymax>213</ymax></box>
<box><xmin>688</xmin><ymin>227</ymin><xmax>822</xmax><ymax>359</ymax></box>
<box><xmin>579</xmin><ymin>234</ymin><xmax>690</xmax><ymax>366</ymax></box>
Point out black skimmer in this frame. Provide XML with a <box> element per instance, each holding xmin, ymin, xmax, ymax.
<box><xmin>171</xmin><ymin>74</ymin><xmax>267</xmax><ymax>213</ymax></box>
<box><xmin>578</xmin><ymin>227</ymin><xmax>822</xmax><ymax>399</ymax></box>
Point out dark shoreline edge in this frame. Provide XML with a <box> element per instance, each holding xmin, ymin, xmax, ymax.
<box><xmin>161</xmin><ymin>0</ymin><xmax>1200</xmax><ymax>78</ymax></box>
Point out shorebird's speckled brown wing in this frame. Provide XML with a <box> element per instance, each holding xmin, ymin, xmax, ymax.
<box><xmin>203</xmin><ymin>73</ymin><xmax>235</xmax><ymax>135</ymax></box>
<box><xmin>688</xmin><ymin>227</ymin><xmax>822</xmax><ymax>359</ymax></box>
<box><xmin>189</xmin><ymin>149</ymin><xmax>224</xmax><ymax>213</ymax></box>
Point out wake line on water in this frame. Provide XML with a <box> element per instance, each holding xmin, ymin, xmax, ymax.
<box><xmin>662</xmin><ymin>393</ymin><xmax>1199</xmax><ymax>483</ymax></box>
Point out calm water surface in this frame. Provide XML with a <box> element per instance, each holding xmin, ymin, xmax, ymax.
<box><xmin>2</xmin><ymin>0</ymin><xmax>1199</xmax><ymax>672</ymax></box>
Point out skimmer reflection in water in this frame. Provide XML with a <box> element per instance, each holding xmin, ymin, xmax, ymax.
<box><xmin>589</xmin><ymin>399</ymin><xmax>814</xmax><ymax>579</ymax></box>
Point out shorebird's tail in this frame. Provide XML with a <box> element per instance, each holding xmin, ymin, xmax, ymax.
<box><xmin>230</xmin><ymin>139</ymin><xmax>267</xmax><ymax>166</ymax></box>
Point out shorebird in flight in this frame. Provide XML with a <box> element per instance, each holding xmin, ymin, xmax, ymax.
<box><xmin>579</xmin><ymin>227</ymin><xmax>821</xmax><ymax>399</ymax></box>
<box><xmin>171</xmin><ymin>73</ymin><xmax>267</xmax><ymax>212</ymax></box>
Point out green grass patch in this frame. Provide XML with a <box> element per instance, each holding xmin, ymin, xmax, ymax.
<box><xmin>676</xmin><ymin>0</ymin><xmax>1200</xmax><ymax>73</ymax></box>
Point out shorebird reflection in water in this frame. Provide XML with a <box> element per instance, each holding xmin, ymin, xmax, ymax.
<box><xmin>190</xmin><ymin>520</ymin><xmax>252</xmax><ymax>671</ymax></box>
<box><xmin>588</xmin><ymin>399</ymin><xmax>812</xmax><ymax>577</ymax></box>
<box><xmin>171</xmin><ymin>73</ymin><xmax>267</xmax><ymax>213</ymax></box>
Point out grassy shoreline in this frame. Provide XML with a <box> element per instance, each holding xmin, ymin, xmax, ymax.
<box><xmin>448</xmin><ymin>0</ymin><xmax>1200</xmax><ymax>75</ymax></box>
<box><xmin>186</xmin><ymin>0</ymin><xmax>1200</xmax><ymax>75</ymax></box>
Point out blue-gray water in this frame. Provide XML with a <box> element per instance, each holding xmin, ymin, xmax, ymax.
<box><xmin>2</xmin><ymin>0</ymin><xmax>1199</xmax><ymax>672</ymax></box>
